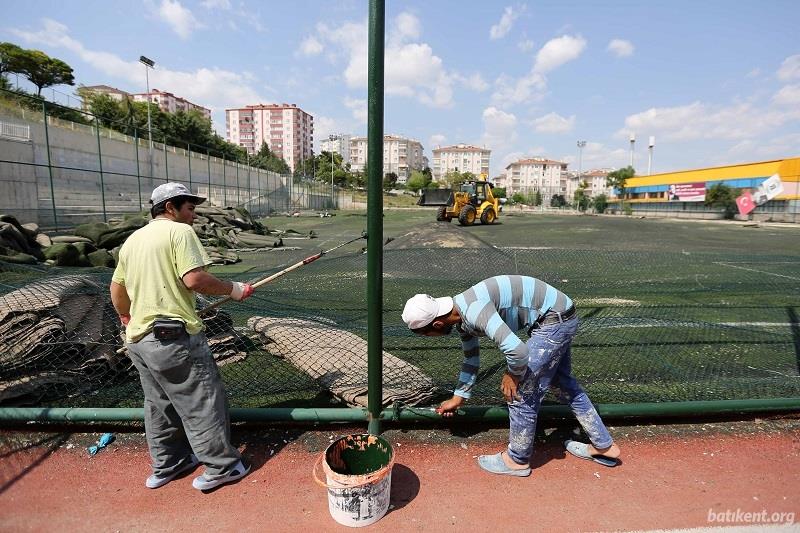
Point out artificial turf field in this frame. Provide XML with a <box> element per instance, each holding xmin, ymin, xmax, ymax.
<box><xmin>2</xmin><ymin>210</ymin><xmax>799</xmax><ymax>409</ymax></box>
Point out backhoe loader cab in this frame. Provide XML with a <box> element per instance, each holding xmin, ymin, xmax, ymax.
<box><xmin>435</xmin><ymin>180</ymin><xmax>499</xmax><ymax>225</ymax></box>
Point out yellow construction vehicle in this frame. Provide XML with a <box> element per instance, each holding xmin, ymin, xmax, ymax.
<box><xmin>434</xmin><ymin>180</ymin><xmax>500</xmax><ymax>225</ymax></box>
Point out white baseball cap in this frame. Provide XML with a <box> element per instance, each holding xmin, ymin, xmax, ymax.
<box><xmin>150</xmin><ymin>182</ymin><xmax>206</xmax><ymax>205</ymax></box>
<box><xmin>401</xmin><ymin>294</ymin><xmax>454</xmax><ymax>330</ymax></box>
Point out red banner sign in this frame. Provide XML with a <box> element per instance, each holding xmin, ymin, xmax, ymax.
<box><xmin>668</xmin><ymin>182</ymin><xmax>706</xmax><ymax>202</ymax></box>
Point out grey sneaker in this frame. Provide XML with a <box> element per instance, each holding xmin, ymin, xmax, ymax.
<box><xmin>192</xmin><ymin>459</ymin><xmax>251</xmax><ymax>491</ymax></box>
<box><xmin>145</xmin><ymin>454</ymin><xmax>200</xmax><ymax>489</ymax></box>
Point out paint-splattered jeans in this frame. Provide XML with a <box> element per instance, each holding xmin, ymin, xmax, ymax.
<box><xmin>507</xmin><ymin>316</ymin><xmax>613</xmax><ymax>465</ymax></box>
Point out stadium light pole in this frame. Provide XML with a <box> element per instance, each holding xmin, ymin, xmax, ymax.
<box><xmin>139</xmin><ymin>56</ymin><xmax>155</xmax><ymax>155</ymax></box>
<box><xmin>577</xmin><ymin>140</ymin><xmax>586</xmax><ymax>185</ymax></box>
<box><xmin>328</xmin><ymin>133</ymin><xmax>336</xmax><ymax>208</ymax></box>
<box><xmin>648</xmin><ymin>136</ymin><xmax>655</xmax><ymax>175</ymax></box>
<box><xmin>629</xmin><ymin>132</ymin><xmax>635</xmax><ymax>168</ymax></box>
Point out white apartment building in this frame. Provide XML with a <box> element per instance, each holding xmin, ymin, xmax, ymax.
<box><xmin>132</xmin><ymin>89</ymin><xmax>211</xmax><ymax>120</ymax></box>
<box><xmin>497</xmin><ymin>157</ymin><xmax>569</xmax><ymax>195</ymax></box>
<box><xmin>348</xmin><ymin>134</ymin><xmax>425</xmax><ymax>183</ymax></box>
<box><xmin>431</xmin><ymin>144</ymin><xmax>490</xmax><ymax>182</ymax></box>
<box><xmin>320</xmin><ymin>134</ymin><xmax>351</xmax><ymax>164</ymax></box>
<box><xmin>568</xmin><ymin>169</ymin><xmax>613</xmax><ymax>198</ymax></box>
<box><xmin>225</xmin><ymin>104</ymin><xmax>314</xmax><ymax>172</ymax></box>
<box><xmin>80</xmin><ymin>85</ymin><xmax>130</xmax><ymax>103</ymax></box>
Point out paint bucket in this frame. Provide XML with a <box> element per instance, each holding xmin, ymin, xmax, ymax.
<box><xmin>313</xmin><ymin>433</ymin><xmax>394</xmax><ymax>527</ymax></box>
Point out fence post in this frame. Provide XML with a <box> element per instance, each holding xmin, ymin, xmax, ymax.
<box><xmin>222</xmin><ymin>155</ymin><xmax>227</xmax><ymax>206</ymax></box>
<box><xmin>95</xmin><ymin>119</ymin><xmax>108</xmax><ymax>222</ymax></box>
<box><xmin>42</xmin><ymin>101</ymin><xmax>58</xmax><ymax>230</ymax></box>
<box><xmin>163</xmin><ymin>137</ymin><xmax>169</xmax><ymax>182</ymax></box>
<box><xmin>236</xmin><ymin>159</ymin><xmax>240</xmax><ymax>205</ymax></box>
<box><xmin>367</xmin><ymin>0</ymin><xmax>386</xmax><ymax>435</ymax></box>
<box><xmin>134</xmin><ymin>130</ymin><xmax>142</xmax><ymax>210</ymax></box>
<box><xmin>187</xmin><ymin>143</ymin><xmax>192</xmax><ymax>191</ymax></box>
<box><xmin>206</xmin><ymin>149</ymin><xmax>211</xmax><ymax>202</ymax></box>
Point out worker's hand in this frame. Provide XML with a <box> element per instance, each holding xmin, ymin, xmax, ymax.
<box><xmin>436</xmin><ymin>395</ymin><xmax>465</xmax><ymax>417</ymax></box>
<box><xmin>501</xmin><ymin>371</ymin><xmax>522</xmax><ymax>403</ymax></box>
<box><xmin>119</xmin><ymin>314</ymin><xmax>130</xmax><ymax>327</ymax></box>
<box><xmin>230</xmin><ymin>282</ymin><xmax>255</xmax><ymax>301</ymax></box>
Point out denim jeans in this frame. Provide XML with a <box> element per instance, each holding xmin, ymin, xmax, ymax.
<box><xmin>506</xmin><ymin>316</ymin><xmax>613</xmax><ymax>465</ymax></box>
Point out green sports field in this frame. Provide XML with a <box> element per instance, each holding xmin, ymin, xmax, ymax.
<box><xmin>2</xmin><ymin>210</ymin><xmax>799</xmax><ymax>408</ymax></box>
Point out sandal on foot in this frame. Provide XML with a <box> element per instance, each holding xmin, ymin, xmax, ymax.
<box><xmin>477</xmin><ymin>452</ymin><xmax>531</xmax><ymax>477</ymax></box>
<box><xmin>564</xmin><ymin>440</ymin><xmax>620</xmax><ymax>467</ymax></box>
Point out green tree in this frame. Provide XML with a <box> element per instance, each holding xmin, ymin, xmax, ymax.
<box><xmin>550</xmin><ymin>194</ymin><xmax>567</xmax><ymax>208</ymax></box>
<box><xmin>16</xmin><ymin>49</ymin><xmax>75</xmax><ymax>96</ymax></box>
<box><xmin>704</xmin><ymin>183</ymin><xmax>738</xmax><ymax>219</ymax></box>
<box><xmin>573</xmin><ymin>180</ymin><xmax>590</xmax><ymax>212</ymax></box>
<box><xmin>511</xmin><ymin>192</ymin><xmax>525</xmax><ymax>204</ymax></box>
<box><xmin>532</xmin><ymin>190</ymin><xmax>542</xmax><ymax>206</ymax></box>
<box><xmin>406</xmin><ymin>169</ymin><xmax>431</xmax><ymax>193</ymax></box>
<box><xmin>492</xmin><ymin>187</ymin><xmax>506</xmax><ymax>198</ymax></box>
<box><xmin>251</xmin><ymin>142</ymin><xmax>291</xmax><ymax>174</ymax></box>
<box><xmin>383</xmin><ymin>172</ymin><xmax>398</xmax><ymax>191</ymax></box>
<box><xmin>593</xmin><ymin>193</ymin><xmax>608</xmax><ymax>214</ymax></box>
<box><xmin>0</xmin><ymin>42</ymin><xmax>25</xmax><ymax>80</ymax></box>
<box><xmin>606</xmin><ymin>166</ymin><xmax>635</xmax><ymax>212</ymax></box>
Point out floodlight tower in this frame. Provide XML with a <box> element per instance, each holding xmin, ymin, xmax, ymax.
<box><xmin>648</xmin><ymin>136</ymin><xmax>655</xmax><ymax>175</ymax></box>
<box><xmin>629</xmin><ymin>133</ymin><xmax>635</xmax><ymax>168</ymax></box>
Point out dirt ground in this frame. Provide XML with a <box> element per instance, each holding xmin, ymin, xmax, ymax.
<box><xmin>1</xmin><ymin>416</ymin><xmax>799</xmax><ymax>532</ymax></box>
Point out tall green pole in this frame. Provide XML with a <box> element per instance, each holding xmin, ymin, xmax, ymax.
<box><xmin>42</xmin><ymin>102</ymin><xmax>58</xmax><ymax>230</ymax></box>
<box><xmin>134</xmin><ymin>130</ymin><xmax>142</xmax><ymax>211</ymax></box>
<box><xmin>367</xmin><ymin>0</ymin><xmax>385</xmax><ymax>435</ymax></box>
<box><xmin>95</xmin><ymin>120</ymin><xmax>107</xmax><ymax>222</ymax></box>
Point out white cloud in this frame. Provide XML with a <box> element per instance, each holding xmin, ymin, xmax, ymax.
<box><xmin>619</xmin><ymin>101</ymin><xmax>800</xmax><ymax>142</ymax></box>
<box><xmin>481</xmin><ymin>106</ymin><xmax>518</xmax><ymax>156</ymax></box>
<box><xmin>429</xmin><ymin>134</ymin><xmax>446</xmax><ymax>147</ymax></box>
<box><xmin>306</xmin><ymin>12</ymin><xmax>481</xmax><ymax>109</ymax></box>
<box><xmin>11</xmin><ymin>19</ymin><xmax>264</xmax><ymax>128</ymax></box>
<box><xmin>490</xmin><ymin>6</ymin><xmax>522</xmax><ymax>40</ymax></box>
<box><xmin>313</xmin><ymin>115</ymin><xmax>338</xmax><ymax>145</ymax></box>
<box><xmin>156</xmin><ymin>0</ymin><xmax>204</xmax><ymax>39</ymax></box>
<box><xmin>532</xmin><ymin>112</ymin><xmax>575</xmax><ymax>134</ymax></box>
<box><xmin>607</xmin><ymin>39</ymin><xmax>634</xmax><ymax>58</ymax></box>
<box><xmin>566</xmin><ymin>141</ymin><xmax>628</xmax><ymax>170</ymax></box>
<box><xmin>728</xmin><ymin>133</ymin><xmax>800</xmax><ymax>160</ymax></box>
<box><xmin>746</xmin><ymin>68</ymin><xmax>761</xmax><ymax>78</ymax></box>
<box><xmin>344</xmin><ymin>97</ymin><xmax>367</xmax><ymax>124</ymax></box>
<box><xmin>491</xmin><ymin>72</ymin><xmax>546</xmax><ymax>106</ymax></box>
<box><xmin>201</xmin><ymin>0</ymin><xmax>230</xmax><ymax>9</ymax></box>
<box><xmin>518</xmin><ymin>39</ymin><xmax>534</xmax><ymax>52</ymax></box>
<box><xmin>298</xmin><ymin>36</ymin><xmax>323</xmax><ymax>56</ymax></box>
<box><xmin>773</xmin><ymin>84</ymin><xmax>800</xmax><ymax>106</ymax></box>
<box><xmin>777</xmin><ymin>55</ymin><xmax>800</xmax><ymax>81</ymax></box>
<box><xmin>534</xmin><ymin>35</ymin><xmax>587</xmax><ymax>73</ymax></box>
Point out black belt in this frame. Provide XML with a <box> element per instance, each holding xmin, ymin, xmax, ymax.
<box><xmin>527</xmin><ymin>306</ymin><xmax>576</xmax><ymax>335</ymax></box>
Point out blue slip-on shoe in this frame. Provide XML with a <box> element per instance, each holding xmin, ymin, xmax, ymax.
<box><xmin>564</xmin><ymin>440</ymin><xmax>620</xmax><ymax>467</ymax></box>
<box><xmin>145</xmin><ymin>454</ymin><xmax>200</xmax><ymax>489</ymax></box>
<box><xmin>192</xmin><ymin>459</ymin><xmax>251</xmax><ymax>491</ymax></box>
<box><xmin>477</xmin><ymin>452</ymin><xmax>531</xmax><ymax>477</ymax></box>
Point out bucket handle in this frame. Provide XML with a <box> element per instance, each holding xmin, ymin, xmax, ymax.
<box><xmin>312</xmin><ymin>453</ymin><xmax>394</xmax><ymax>489</ymax></box>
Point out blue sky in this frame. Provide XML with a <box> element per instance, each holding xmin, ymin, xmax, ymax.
<box><xmin>3</xmin><ymin>0</ymin><xmax>799</xmax><ymax>176</ymax></box>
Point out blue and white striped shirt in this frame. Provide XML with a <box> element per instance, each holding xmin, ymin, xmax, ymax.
<box><xmin>452</xmin><ymin>275</ymin><xmax>573</xmax><ymax>399</ymax></box>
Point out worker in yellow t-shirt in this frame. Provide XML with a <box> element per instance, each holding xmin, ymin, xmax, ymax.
<box><xmin>110</xmin><ymin>182</ymin><xmax>253</xmax><ymax>492</ymax></box>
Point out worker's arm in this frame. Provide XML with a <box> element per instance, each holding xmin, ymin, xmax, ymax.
<box><xmin>109</xmin><ymin>281</ymin><xmax>131</xmax><ymax>325</ymax></box>
<box><xmin>182</xmin><ymin>268</ymin><xmax>254</xmax><ymax>300</ymax></box>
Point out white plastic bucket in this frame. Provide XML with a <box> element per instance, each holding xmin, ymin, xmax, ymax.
<box><xmin>313</xmin><ymin>434</ymin><xmax>394</xmax><ymax>528</ymax></box>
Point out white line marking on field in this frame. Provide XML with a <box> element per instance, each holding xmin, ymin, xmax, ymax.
<box><xmin>585</xmin><ymin>319</ymin><xmax>799</xmax><ymax>328</ymax></box>
<box><xmin>713</xmin><ymin>261</ymin><xmax>800</xmax><ymax>281</ymax></box>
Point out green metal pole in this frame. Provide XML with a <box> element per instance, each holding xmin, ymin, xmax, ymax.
<box><xmin>164</xmin><ymin>137</ymin><xmax>169</xmax><ymax>182</ymax></box>
<box><xmin>223</xmin><ymin>154</ymin><xmax>227</xmax><ymax>206</ymax></box>
<box><xmin>236</xmin><ymin>158</ymin><xmax>240</xmax><ymax>205</ymax></box>
<box><xmin>134</xmin><ymin>130</ymin><xmax>142</xmax><ymax>211</ymax></box>
<box><xmin>366</xmin><ymin>0</ymin><xmax>385</xmax><ymax>435</ymax></box>
<box><xmin>95</xmin><ymin>120</ymin><xmax>107</xmax><ymax>222</ymax></box>
<box><xmin>42</xmin><ymin>101</ymin><xmax>58</xmax><ymax>230</ymax></box>
<box><xmin>1</xmin><ymin>399</ymin><xmax>799</xmax><ymax>424</ymax></box>
<box><xmin>206</xmin><ymin>149</ymin><xmax>211</xmax><ymax>202</ymax></box>
<box><xmin>187</xmin><ymin>143</ymin><xmax>192</xmax><ymax>191</ymax></box>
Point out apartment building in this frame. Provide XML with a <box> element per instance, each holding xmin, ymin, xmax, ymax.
<box><xmin>348</xmin><ymin>134</ymin><xmax>425</xmax><ymax>183</ymax></box>
<box><xmin>320</xmin><ymin>134</ymin><xmax>351</xmax><ymax>163</ymax></box>
<box><xmin>80</xmin><ymin>85</ymin><xmax>130</xmax><ymax>103</ymax></box>
<box><xmin>132</xmin><ymin>89</ymin><xmax>211</xmax><ymax>120</ymax></box>
<box><xmin>431</xmin><ymin>144</ymin><xmax>490</xmax><ymax>182</ymax></box>
<box><xmin>225</xmin><ymin>103</ymin><xmax>314</xmax><ymax>172</ymax></box>
<box><xmin>574</xmin><ymin>169</ymin><xmax>613</xmax><ymax>198</ymax></box>
<box><xmin>497</xmin><ymin>157</ymin><xmax>569</xmax><ymax>195</ymax></box>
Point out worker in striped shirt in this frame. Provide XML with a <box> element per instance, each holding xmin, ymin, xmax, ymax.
<box><xmin>402</xmin><ymin>275</ymin><xmax>621</xmax><ymax>476</ymax></box>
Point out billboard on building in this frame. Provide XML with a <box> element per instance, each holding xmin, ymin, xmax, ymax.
<box><xmin>752</xmin><ymin>174</ymin><xmax>783</xmax><ymax>205</ymax></box>
<box><xmin>667</xmin><ymin>182</ymin><xmax>706</xmax><ymax>201</ymax></box>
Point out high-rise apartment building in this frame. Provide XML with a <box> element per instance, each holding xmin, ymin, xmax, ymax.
<box><xmin>320</xmin><ymin>134</ymin><xmax>351</xmax><ymax>163</ymax></box>
<box><xmin>225</xmin><ymin>104</ymin><xmax>314</xmax><ymax>172</ymax></box>
<box><xmin>431</xmin><ymin>144</ymin><xmax>490</xmax><ymax>182</ymax></box>
<box><xmin>348</xmin><ymin>134</ymin><xmax>425</xmax><ymax>183</ymax></box>
<box><xmin>132</xmin><ymin>89</ymin><xmax>211</xmax><ymax>120</ymax></box>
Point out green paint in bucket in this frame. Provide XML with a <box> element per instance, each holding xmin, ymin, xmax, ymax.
<box><xmin>314</xmin><ymin>434</ymin><xmax>394</xmax><ymax>527</ymax></box>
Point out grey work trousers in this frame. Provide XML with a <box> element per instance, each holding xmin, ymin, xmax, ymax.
<box><xmin>127</xmin><ymin>330</ymin><xmax>242</xmax><ymax>480</ymax></box>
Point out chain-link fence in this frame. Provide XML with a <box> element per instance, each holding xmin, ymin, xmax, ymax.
<box><xmin>0</xmin><ymin>89</ymin><xmax>341</xmax><ymax>229</ymax></box>
<box><xmin>1</xmin><ymin>221</ymin><xmax>798</xmax><ymax>410</ymax></box>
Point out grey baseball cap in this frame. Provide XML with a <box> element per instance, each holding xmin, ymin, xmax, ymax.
<box><xmin>150</xmin><ymin>182</ymin><xmax>206</xmax><ymax>205</ymax></box>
